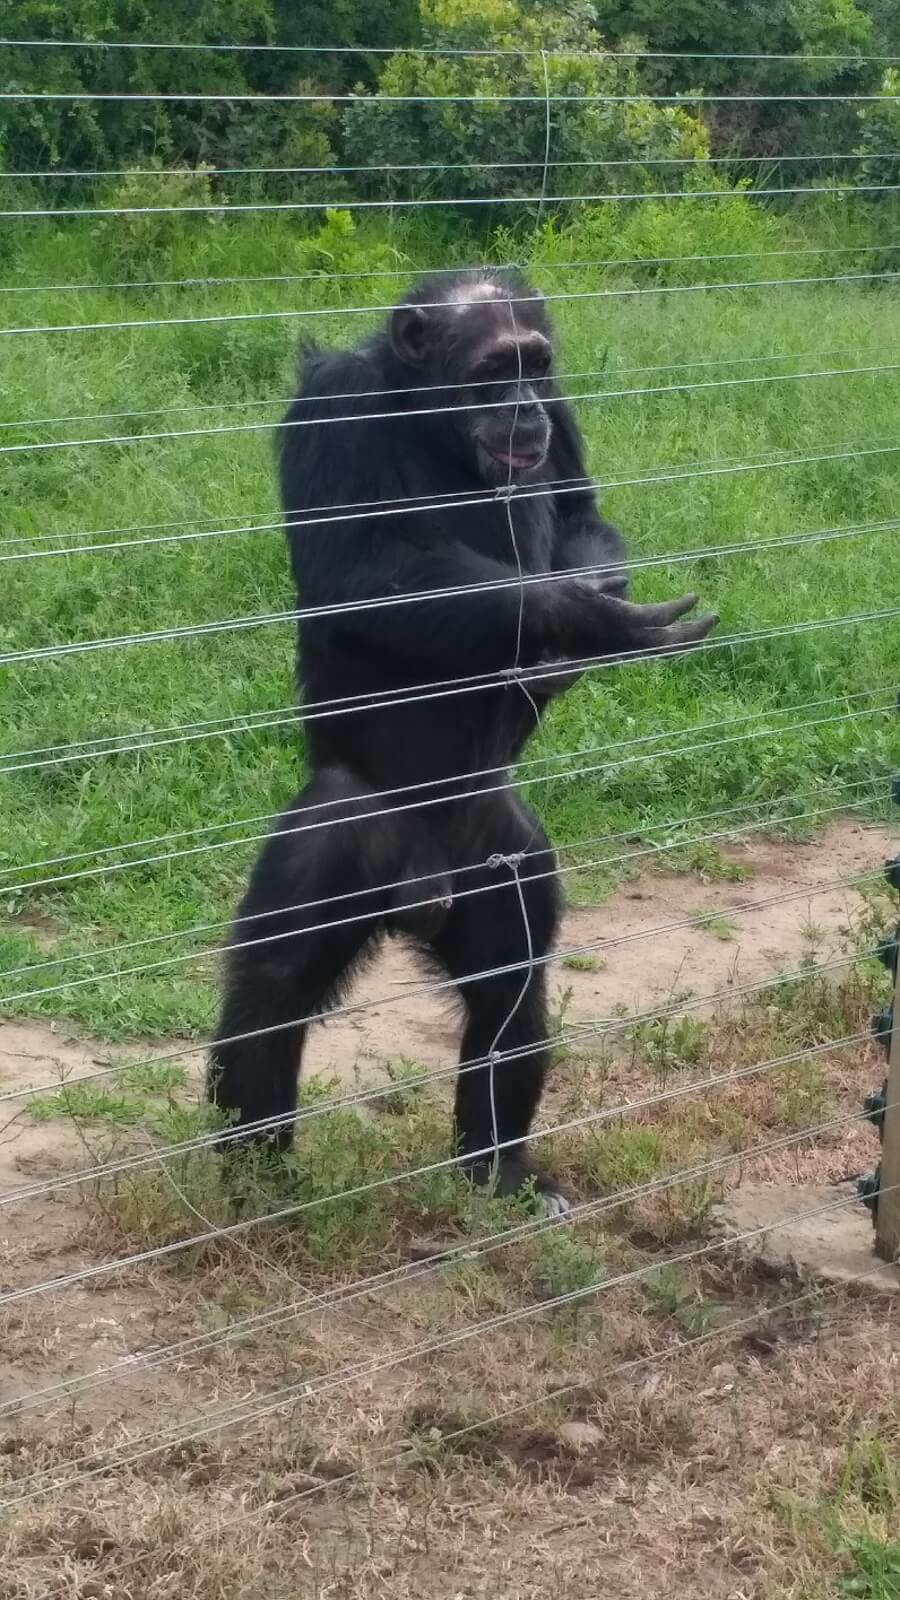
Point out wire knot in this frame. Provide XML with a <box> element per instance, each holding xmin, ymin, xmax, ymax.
<box><xmin>487</xmin><ymin>851</ymin><xmax>525</xmax><ymax>871</ymax></box>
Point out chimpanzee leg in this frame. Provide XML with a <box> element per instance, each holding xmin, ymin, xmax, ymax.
<box><xmin>209</xmin><ymin>764</ymin><xmax>425</xmax><ymax>1151</ymax></box>
<box><xmin>429</xmin><ymin>791</ymin><xmax>564</xmax><ymax>1207</ymax></box>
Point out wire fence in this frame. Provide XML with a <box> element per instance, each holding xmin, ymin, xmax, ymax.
<box><xmin>0</xmin><ymin>29</ymin><xmax>899</xmax><ymax>1591</ymax></box>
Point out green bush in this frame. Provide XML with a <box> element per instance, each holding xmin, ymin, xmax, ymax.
<box><xmin>856</xmin><ymin>68</ymin><xmax>900</xmax><ymax>192</ymax></box>
<box><xmin>342</xmin><ymin>0</ymin><xmax>708</xmax><ymax>217</ymax></box>
<box><xmin>592</xmin><ymin>0</ymin><xmax>879</xmax><ymax>163</ymax></box>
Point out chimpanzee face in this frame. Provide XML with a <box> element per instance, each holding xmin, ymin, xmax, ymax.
<box><xmin>390</xmin><ymin>275</ymin><xmax>554</xmax><ymax>486</ymax></box>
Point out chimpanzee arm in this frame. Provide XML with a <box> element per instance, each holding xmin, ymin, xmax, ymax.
<box><xmin>282</xmin><ymin>354</ymin><xmax>627</xmax><ymax>676</ymax></box>
<box><xmin>285</xmin><ymin>354</ymin><xmax>714</xmax><ymax>681</ymax></box>
<box><xmin>547</xmin><ymin>392</ymin><xmax>629</xmax><ymax>596</ymax></box>
<box><xmin>304</xmin><ymin>518</ymin><xmax>714</xmax><ymax>686</ymax></box>
<box><xmin>304</xmin><ymin>521</ymin><xmax>613</xmax><ymax>676</ymax></box>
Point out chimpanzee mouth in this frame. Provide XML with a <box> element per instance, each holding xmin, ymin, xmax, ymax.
<box><xmin>485</xmin><ymin>445</ymin><xmax>546</xmax><ymax>471</ymax></box>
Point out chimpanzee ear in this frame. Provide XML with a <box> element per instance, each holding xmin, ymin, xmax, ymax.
<box><xmin>391</xmin><ymin>305</ymin><xmax>430</xmax><ymax>366</ymax></box>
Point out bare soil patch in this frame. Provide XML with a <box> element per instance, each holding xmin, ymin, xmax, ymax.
<box><xmin>0</xmin><ymin>818</ymin><xmax>898</xmax><ymax>1599</ymax></box>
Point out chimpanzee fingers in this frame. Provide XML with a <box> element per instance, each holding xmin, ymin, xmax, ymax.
<box><xmin>645</xmin><ymin>611</ymin><xmax>720</xmax><ymax>652</ymax></box>
<box><xmin>604</xmin><ymin>590</ymin><xmax>700</xmax><ymax>630</ymax></box>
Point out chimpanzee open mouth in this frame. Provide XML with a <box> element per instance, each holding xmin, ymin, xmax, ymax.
<box><xmin>484</xmin><ymin>444</ymin><xmax>547</xmax><ymax>471</ymax></box>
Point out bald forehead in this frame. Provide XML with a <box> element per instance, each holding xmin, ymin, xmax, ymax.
<box><xmin>446</xmin><ymin>278</ymin><xmax>505</xmax><ymax>308</ymax></box>
<box><xmin>445</xmin><ymin>277</ymin><xmax>544</xmax><ymax>326</ymax></box>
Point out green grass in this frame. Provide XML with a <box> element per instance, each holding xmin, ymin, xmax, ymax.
<box><xmin>828</xmin><ymin>1441</ymin><xmax>900</xmax><ymax>1599</ymax></box>
<box><xmin>840</xmin><ymin>1536</ymin><xmax>900</xmax><ymax>1598</ymax></box>
<box><xmin>0</xmin><ymin>195</ymin><xmax>899</xmax><ymax>1038</ymax></box>
<box><xmin>688</xmin><ymin>907</ymin><xmax>738</xmax><ymax>941</ymax></box>
<box><xmin>561</xmin><ymin>952</ymin><xmax>604</xmax><ymax>973</ymax></box>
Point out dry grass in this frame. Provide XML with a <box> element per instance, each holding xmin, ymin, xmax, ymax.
<box><xmin>1</xmin><ymin>927</ymin><xmax>899</xmax><ymax>1598</ymax></box>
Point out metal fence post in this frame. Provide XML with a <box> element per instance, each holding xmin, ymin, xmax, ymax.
<box><xmin>875</xmin><ymin>945</ymin><xmax>900</xmax><ymax>1263</ymax></box>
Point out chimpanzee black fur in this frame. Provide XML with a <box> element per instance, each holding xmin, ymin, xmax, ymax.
<box><xmin>208</xmin><ymin>268</ymin><xmax>717</xmax><ymax>1211</ymax></box>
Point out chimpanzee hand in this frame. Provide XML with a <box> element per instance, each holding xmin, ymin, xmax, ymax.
<box><xmin>579</xmin><ymin>586</ymin><xmax>719</xmax><ymax>659</ymax></box>
<box><xmin>526</xmin><ymin>590</ymin><xmax>717</xmax><ymax>695</ymax></box>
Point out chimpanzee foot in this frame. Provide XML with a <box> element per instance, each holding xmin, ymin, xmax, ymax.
<box><xmin>463</xmin><ymin>1151</ymin><xmax>571</xmax><ymax>1217</ymax></box>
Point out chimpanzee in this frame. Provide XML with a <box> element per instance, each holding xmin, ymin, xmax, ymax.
<box><xmin>209</xmin><ymin>268</ymin><xmax>718</xmax><ymax>1213</ymax></box>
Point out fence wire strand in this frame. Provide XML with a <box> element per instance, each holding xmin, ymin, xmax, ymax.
<box><xmin>2</xmin><ymin>241</ymin><xmax>899</xmax><ymax>301</ymax></box>
<box><xmin>1</xmin><ymin>693</ymin><xmax>890</xmax><ymax>901</ymax></box>
<box><xmin>2</xmin><ymin>1147</ymin><xmax>893</xmax><ymax>1514</ymax></box>
<box><xmin>3</xmin><ymin>267</ymin><xmax>899</xmax><ymax>341</ymax></box>
<box><xmin>4</xmin><ymin>38</ymin><xmax>900</xmax><ymax>63</ymax></box>
<box><xmin>1</xmin><ymin>50</ymin><xmax>898</xmax><ymax>1556</ymax></box>
<box><xmin>0</xmin><ymin>1026</ymin><xmax>875</xmax><ymax>1426</ymax></box>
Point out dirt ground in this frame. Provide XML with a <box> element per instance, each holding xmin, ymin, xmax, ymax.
<box><xmin>0</xmin><ymin>817</ymin><xmax>898</xmax><ymax>1599</ymax></box>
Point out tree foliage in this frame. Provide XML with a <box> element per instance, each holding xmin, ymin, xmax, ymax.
<box><xmin>342</xmin><ymin>0</ymin><xmax>708</xmax><ymax>209</ymax></box>
<box><xmin>0</xmin><ymin>0</ymin><xmax>897</xmax><ymax>214</ymax></box>
<box><xmin>591</xmin><ymin>0</ymin><xmax>880</xmax><ymax>159</ymax></box>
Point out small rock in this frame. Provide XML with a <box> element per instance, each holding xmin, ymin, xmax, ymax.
<box><xmin>558</xmin><ymin>1420</ymin><xmax>602</xmax><ymax>1451</ymax></box>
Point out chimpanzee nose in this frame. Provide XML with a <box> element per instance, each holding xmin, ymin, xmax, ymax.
<box><xmin>512</xmin><ymin>406</ymin><xmax>549</xmax><ymax>443</ymax></box>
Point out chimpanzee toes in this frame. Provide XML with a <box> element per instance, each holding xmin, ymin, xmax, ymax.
<box><xmin>536</xmin><ymin>1187</ymin><xmax>571</xmax><ymax>1218</ymax></box>
<box><xmin>463</xmin><ymin>1152</ymin><xmax>571</xmax><ymax>1216</ymax></box>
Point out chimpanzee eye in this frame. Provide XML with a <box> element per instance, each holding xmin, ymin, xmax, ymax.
<box><xmin>526</xmin><ymin>345</ymin><xmax>551</xmax><ymax>380</ymax></box>
<box><xmin>472</xmin><ymin>356</ymin><xmax>513</xmax><ymax>385</ymax></box>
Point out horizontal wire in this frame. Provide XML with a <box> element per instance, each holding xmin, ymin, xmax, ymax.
<box><xmin>0</xmin><ymin>340</ymin><xmax>886</xmax><ymax>439</ymax></box>
<box><xmin>3</xmin><ymin>502</ymin><xmax>890</xmax><ymax>691</ymax></box>
<box><xmin>0</xmin><ymin>357</ymin><xmax>659</xmax><ymax>441</ymax></box>
<box><xmin>0</xmin><ymin>587</ymin><xmax>887</xmax><ymax>773</ymax></box>
<box><xmin>9</xmin><ymin>183</ymin><xmax>900</xmax><ymax>224</ymax></box>
<box><xmin>4</xmin><ymin>346</ymin><xmax>900</xmax><ymax>459</ymax></box>
<box><xmin>4</xmin><ymin>150</ymin><xmax>894</xmax><ymax>182</ymax></box>
<box><xmin>0</xmin><ymin>703</ymin><xmax>300</xmax><ymax>767</ymax></box>
<box><xmin>5</xmin><ymin>39</ymin><xmax>900</xmax><ymax>64</ymax></box>
<box><xmin>3</xmin><ymin>340</ymin><xmax>888</xmax><ymax>444</ymax></box>
<box><xmin>0</xmin><ymin>464</ymin><xmax>668</xmax><ymax>556</ymax></box>
<box><xmin>0</xmin><ymin>957</ymin><xmax>874</xmax><ymax>1211</ymax></box>
<box><xmin>3</xmin><ymin>266</ymin><xmax>899</xmax><ymax>343</ymax></box>
<box><xmin>0</xmin><ymin>771</ymin><xmax>883</xmax><ymax>978</ymax></box>
<box><xmin>6</xmin><ymin>433</ymin><xmax>898</xmax><ymax>565</ymax></box>
<box><xmin>0</xmin><ymin>679</ymin><xmax>880</xmax><ymax>887</ymax></box>
<box><xmin>6</xmin><ymin>150</ymin><xmax>894</xmax><ymax>183</ymax></box>
<box><xmin>4</xmin><ymin>438</ymin><xmax>899</xmax><ymax>644</ymax></box>
<box><xmin>2</xmin><ymin>1123</ymin><xmax>884</xmax><ymax>1512</ymax></box>
<box><xmin>253</xmin><ymin>1184</ymin><xmax>896</xmax><ymax>1527</ymax></box>
<box><xmin>3</xmin><ymin>601</ymin><xmax>896</xmax><ymax>755</ymax></box>
<box><xmin>3</xmin><ymin>89</ymin><xmax>899</xmax><ymax>103</ymax></box>
<box><xmin>4</xmin><ymin>697</ymin><xmax>891</xmax><ymax>900</ymax></box>
<box><xmin>0</xmin><ymin>870</ymin><xmax>883</xmax><ymax>1117</ymax></box>
<box><xmin>0</xmin><ymin>699</ymin><xmax>887</xmax><ymax>1000</ymax></box>
<box><xmin>0</xmin><ymin>1027</ymin><xmax>871</xmax><ymax>1425</ymax></box>
<box><xmin>0</xmin><ymin>451</ymin><xmax>877</xmax><ymax>576</ymax></box>
<box><xmin>10</xmin><ymin>409</ymin><xmax>886</xmax><ymax>578</ymax></box>
<box><xmin>1</xmin><ymin>960</ymin><xmax>871</xmax><ymax>1203</ymax></box>
<box><xmin>3</xmin><ymin>240</ymin><xmax>899</xmax><ymax>300</ymax></box>
<box><xmin>4</xmin><ymin>672</ymin><xmax>872</xmax><ymax>841</ymax></box>
<box><xmin>0</xmin><ymin>747</ymin><xmax>879</xmax><ymax>923</ymax></box>
<box><xmin>0</xmin><ymin>680</ymin><xmax>872</xmax><ymax>863</ymax></box>
<box><xmin>7</xmin><ymin>424</ymin><xmax>900</xmax><ymax>648</ymax></box>
<box><xmin>3</xmin><ymin>740</ymin><xmax>884</xmax><ymax>1010</ymax></box>
<box><xmin>0</xmin><ymin>1043</ymin><xmax>871</xmax><ymax>1318</ymax></box>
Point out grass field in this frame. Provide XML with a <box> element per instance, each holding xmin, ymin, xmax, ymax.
<box><xmin>2</xmin><ymin>192</ymin><xmax>900</xmax><ymax>1597</ymax></box>
<box><xmin>1</xmin><ymin>195</ymin><xmax>899</xmax><ymax>1038</ymax></box>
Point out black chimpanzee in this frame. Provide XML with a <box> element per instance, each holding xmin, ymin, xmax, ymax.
<box><xmin>209</xmin><ymin>268</ymin><xmax>718</xmax><ymax>1212</ymax></box>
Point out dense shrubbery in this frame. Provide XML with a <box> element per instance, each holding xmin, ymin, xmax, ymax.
<box><xmin>0</xmin><ymin>0</ymin><xmax>898</xmax><ymax>218</ymax></box>
<box><xmin>342</xmin><ymin>0</ymin><xmax>708</xmax><ymax>206</ymax></box>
